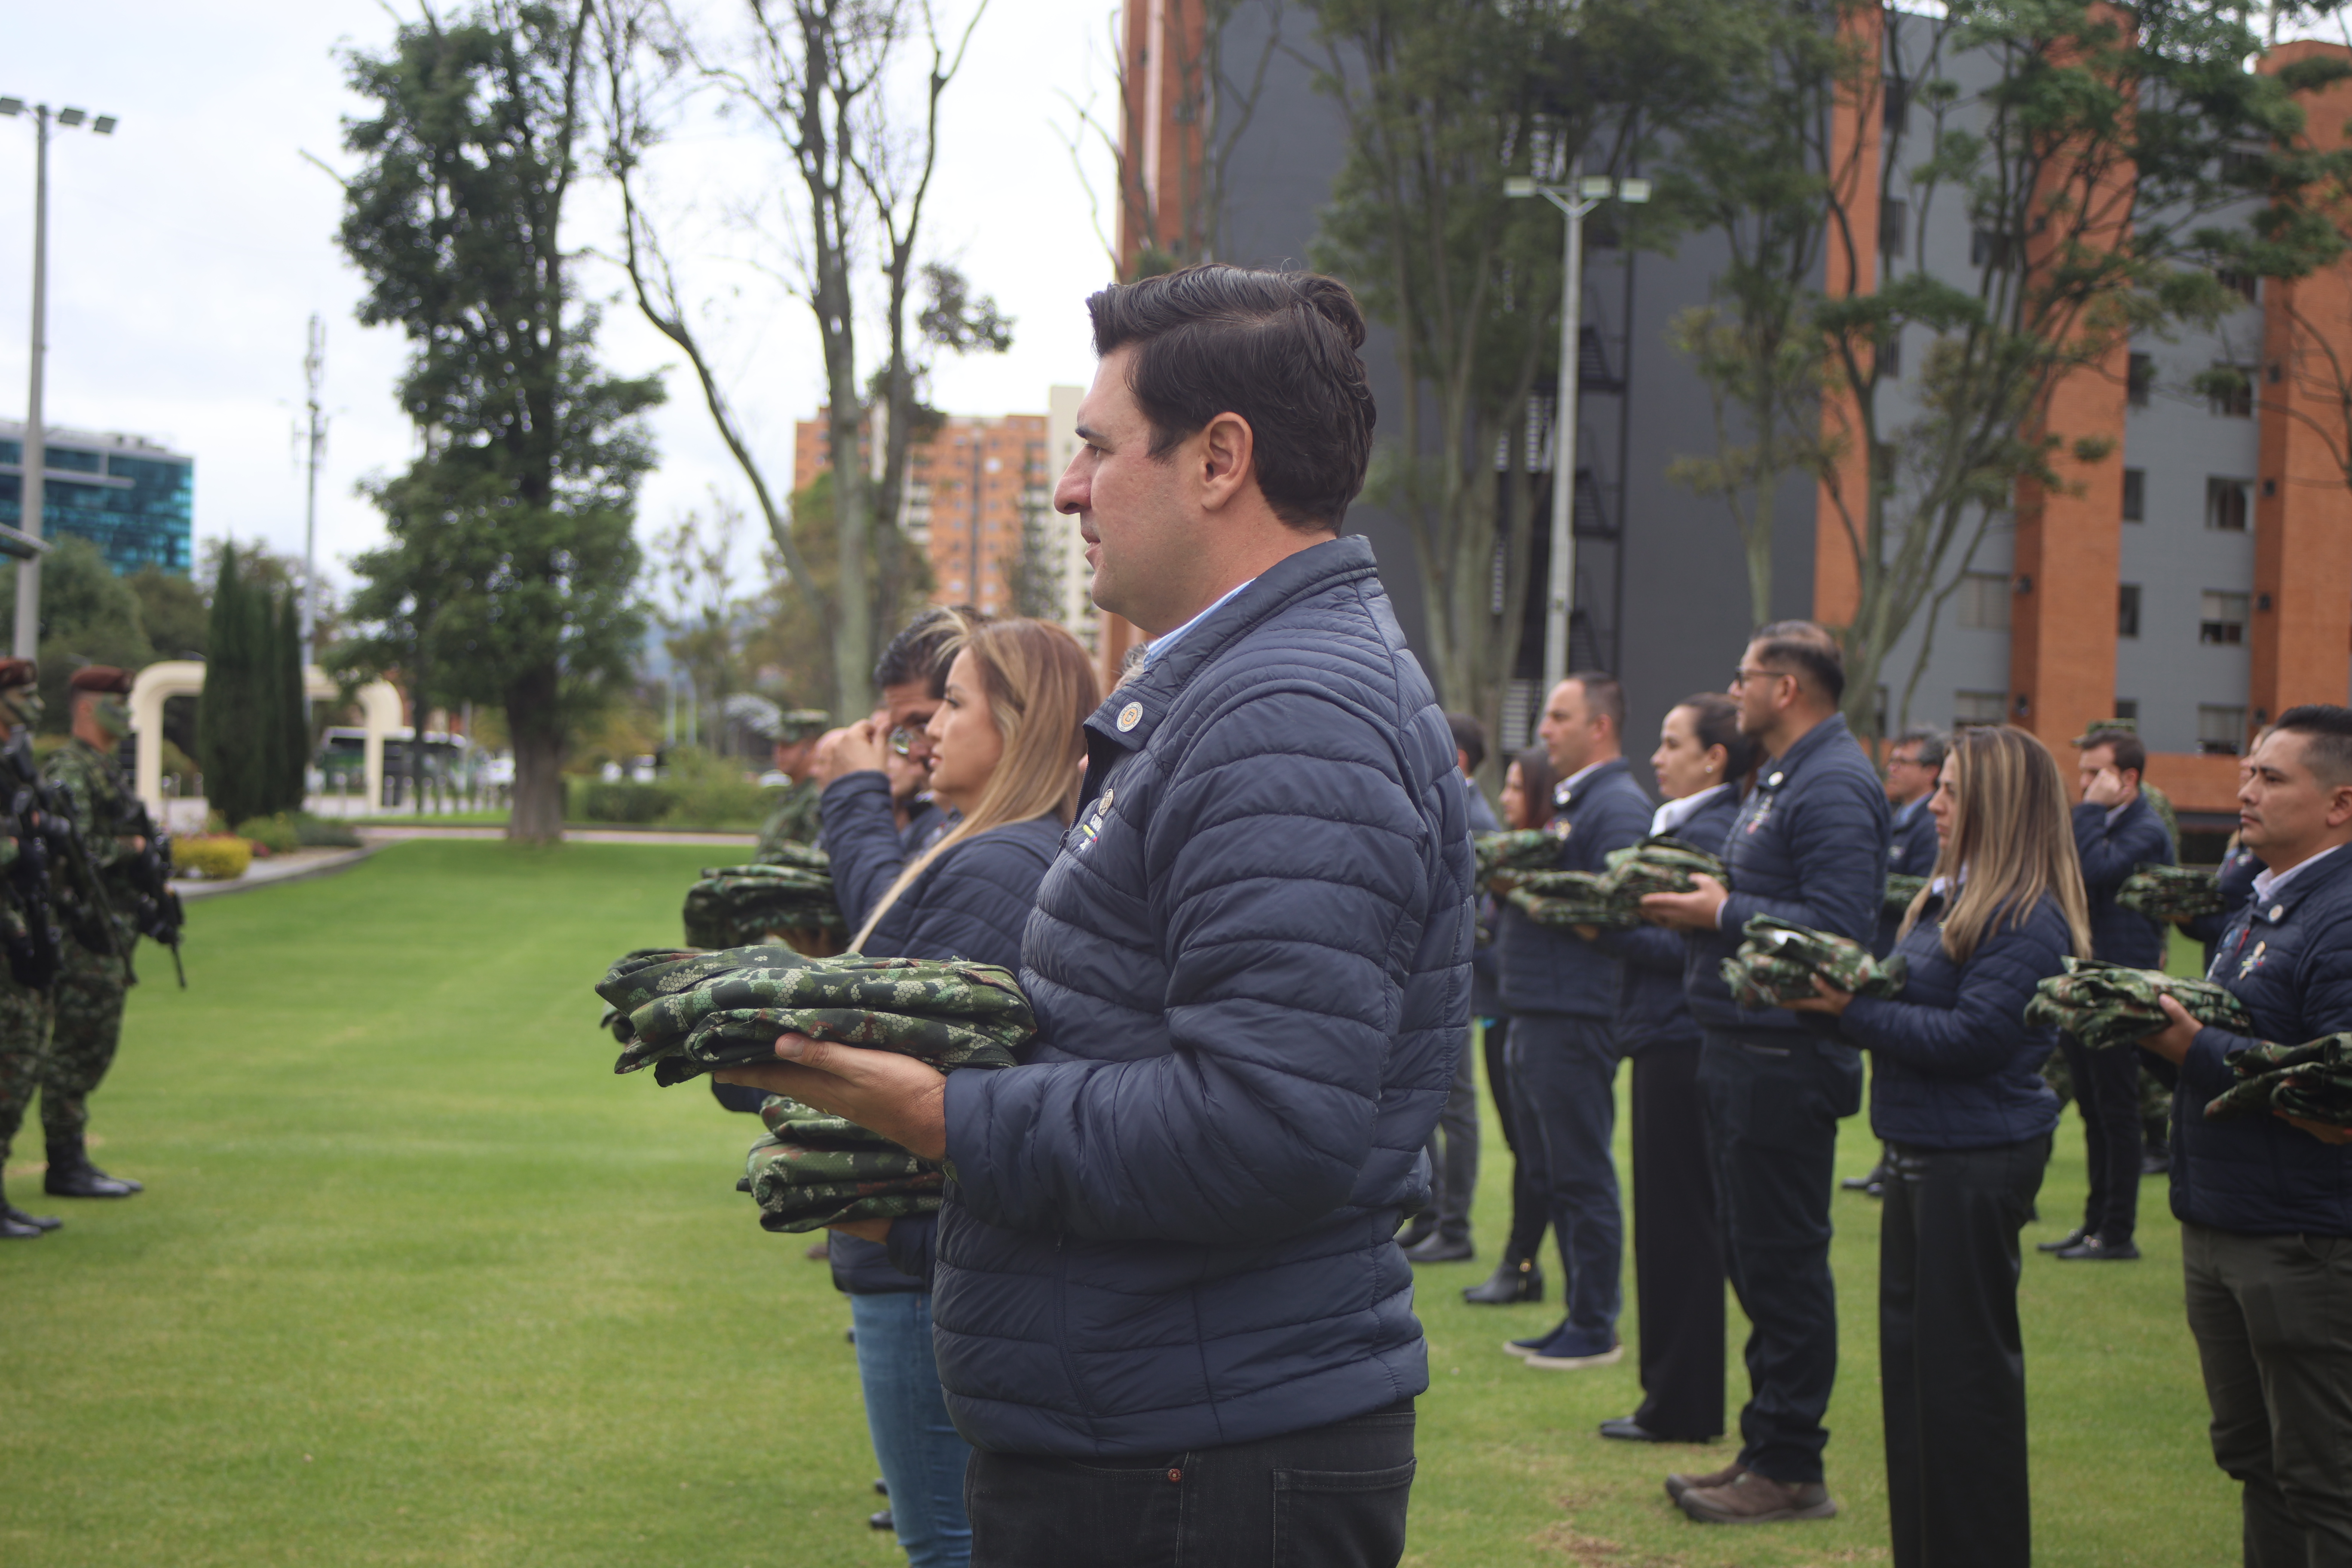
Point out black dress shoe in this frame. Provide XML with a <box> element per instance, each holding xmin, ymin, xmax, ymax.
<box><xmin>2036</xmin><ymin>1227</ymin><xmax>2088</xmax><ymax>1253</ymax></box>
<box><xmin>2056</xmin><ymin>1235</ymin><xmax>2141</xmax><ymax>1261</ymax></box>
<box><xmin>1840</xmin><ymin>1164</ymin><xmax>1885</xmax><ymax>1192</ymax></box>
<box><xmin>2141</xmin><ymin>1149</ymin><xmax>2172</xmax><ymax>1176</ymax></box>
<box><xmin>4</xmin><ymin>1204</ymin><xmax>61</xmax><ymax>1232</ymax></box>
<box><xmin>1402</xmin><ymin>1234</ymin><xmax>1474</xmax><ymax>1264</ymax></box>
<box><xmin>1</xmin><ymin>1210</ymin><xmax>43</xmax><ymax>1239</ymax></box>
<box><xmin>1395</xmin><ymin>1220</ymin><xmax>1436</xmax><ymax>1250</ymax></box>
<box><xmin>869</xmin><ymin>1510</ymin><xmax>894</xmax><ymax>1532</ymax></box>
<box><xmin>1462</xmin><ymin>1258</ymin><xmax>1544</xmax><ymax>1305</ymax></box>
<box><xmin>1599</xmin><ymin>1418</ymin><xmax>1669</xmax><ymax>1442</ymax></box>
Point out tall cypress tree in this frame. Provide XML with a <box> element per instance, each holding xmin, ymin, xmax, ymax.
<box><xmin>198</xmin><ymin>546</ymin><xmax>260</xmax><ymax>824</ymax></box>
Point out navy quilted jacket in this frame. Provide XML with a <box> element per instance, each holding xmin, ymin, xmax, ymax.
<box><xmin>1612</xmin><ymin>785</ymin><xmax>1742</xmax><ymax>1054</ymax></box>
<box><xmin>2173</xmin><ymin>844</ymin><xmax>2352</xmax><ymax>1237</ymax></box>
<box><xmin>818</xmin><ymin>769</ymin><xmax>1062</xmax><ymax>1295</ymax></box>
<box><xmin>1684</xmin><ymin>714</ymin><xmax>1892</xmax><ymax>1035</ymax></box>
<box><xmin>2073</xmin><ymin>796</ymin><xmax>2173</xmax><ymax>967</ymax></box>
<box><xmin>2184</xmin><ymin>844</ymin><xmax>2263</xmax><ymax>969</ymax></box>
<box><xmin>1839</xmin><ymin>889</ymin><xmax>2070</xmax><ymax>1149</ymax></box>
<box><xmin>929</xmin><ymin>536</ymin><xmax>1476</xmax><ymax>1458</ymax></box>
<box><xmin>1494</xmin><ymin>757</ymin><xmax>1652</xmax><ymax>1018</ymax></box>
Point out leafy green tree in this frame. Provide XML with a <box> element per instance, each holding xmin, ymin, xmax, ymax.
<box><xmin>1305</xmin><ymin>0</ymin><xmax>1732</xmax><ymax>772</ymax></box>
<box><xmin>128</xmin><ymin>566</ymin><xmax>208</xmax><ymax>662</ymax></box>
<box><xmin>337</xmin><ymin>0</ymin><xmax>665</xmax><ymax>840</ymax></box>
<box><xmin>0</xmin><ymin>536</ymin><xmax>158</xmax><ymax>729</ymax></box>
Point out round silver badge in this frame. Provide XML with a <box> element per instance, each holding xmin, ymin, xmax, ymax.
<box><xmin>1117</xmin><ymin>701</ymin><xmax>1143</xmax><ymax>732</ymax></box>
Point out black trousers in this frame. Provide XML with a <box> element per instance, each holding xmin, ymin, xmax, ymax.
<box><xmin>1697</xmin><ymin>1029</ymin><xmax>1862</xmax><ymax>1485</ymax></box>
<box><xmin>1880</xmin><ymin>1135</ymin><xmax>2049</xmax><ymax>1568</ymax></box>
<box><xmin>1482</xmin><ymin>1017</ymin><xmax>1549</xmax><ymax>1265</ymax></box>
<box><xmin>2058</xmin><ymin>1032</ymin><xmax>2142</xmax><ymax>1243</ymax></box>
<box><xmin>1630</xmin><ymin>1038</ymin><xmax>1725</xmax><ymax>1440</ymax></box>
<box><xmin>965</xmin><ymin>1401</ymin><xmax>1417</xmax><ymax>1568</ymax></box>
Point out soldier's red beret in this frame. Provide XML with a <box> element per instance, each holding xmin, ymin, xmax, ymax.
<box><xmin>68</xmin><ymin>665</ymin><xmax>132</xmax><ymax>695</ymax></box>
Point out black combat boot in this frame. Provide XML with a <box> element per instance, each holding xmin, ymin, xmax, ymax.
<box><xmin>1461</xmin><ymin>1253</ymin><xmax>1544</xmax><ymax>1305</ymax></box>
<box><xmin>43</xmin><ymin>1135</ymin><xmax>141</xmax><ymax>1197</ymax></box>
<box><xmin>0</xmin><ymin>1176</ymin><xmax>60</xmax><ymax>1236</ymax></box>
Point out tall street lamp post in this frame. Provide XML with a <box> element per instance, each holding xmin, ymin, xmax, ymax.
<box><xmin>1505</xmin><ymin>167</ymin><xmax>1649</xmax><ymax>696</ymax></box>
<box><xmin>0</xmin><ymin>97</ymin><xmax>119</xmax><ymax>659</ymax></box>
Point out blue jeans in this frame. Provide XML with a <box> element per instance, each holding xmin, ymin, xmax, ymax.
<box><xmin>851</xmin><ymin>1292</ymin><xmax>973</xmax><ymax>1568</ymax></box>
<box><xmin>1506</xmin><ymin>1013</ymin><xmax>1623</xmax><ymax>1337</ymax></box>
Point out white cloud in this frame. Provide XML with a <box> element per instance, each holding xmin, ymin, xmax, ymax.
<box><xmin>0</xmin><ymin>0</ymin><xmax>1118</xmax><ymax>597</ymax></box>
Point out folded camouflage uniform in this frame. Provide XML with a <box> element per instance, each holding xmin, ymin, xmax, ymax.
<box><xmin>2204</xmin><ymin>1034</ymin><xmax>2352</xmax><ymax>1126</ymax></box>
<box><xmin>595</xmin><ymin>948</ymin><xmax>1032</xmax><ymax>1086</ymax></box>
<box><xmin>1508</xmin><ymin>836</ymin><xmax>1729</xmax><ymax>930</ymax></box>
<box><xmin>754</xmin><ymin>841</ymin><xmax>832</xmax><ymax>874</ymax></box>
<box><xmin>1474</xmin><ymin>828</ymin><xmax>1568</xmax><ymax>887</ymax></box>
<box><xmin>682</xmin><ymin>862</ymin><xmax>847</xmax><ymax>953</ymax></box>
<box><xmin>1884</xmin><ymin>873</ymin><xmax>1928</xmax><ymax>911</ymax></box>
<box><xmin>2021</xmin><ymin>956</ymin><xmax>2253</xmax><ymax>1052</ymax></box>
<box><xmin>2115</xmin><ymin>864</ymin><xmax>2229</xmax><ymax>922</ymax></box>
<box><xmin>1720</xmin><ymin>913</ymin><xmax>1908</xmax><ymax>1010</ymax></box>
<box><xmin>737</xmin><ymin>1094</ymin><xmax>946</xmax><ymax>1232</ymax></box>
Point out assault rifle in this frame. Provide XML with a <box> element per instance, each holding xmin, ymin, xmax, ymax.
<box><xmin>119</xmin><ymin>798</ymin><xmax>184</xmax><ymax>988</ymax></box>
<box><xmin>0</xmin><ymin>743</ymin><xmax>62</xmax><ymax>990</ymax></box>
<box><xmin>1</xmin><ymin>730</ymin><xmax>126</xmax><ymax>979</ymax></box>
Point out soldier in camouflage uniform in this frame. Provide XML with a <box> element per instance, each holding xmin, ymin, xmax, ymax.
<box><xmin>37</xmin><ymin>666</ymin><xmax>144</xmax><ymax>1200</ymax></box>
<box><xmin>753</xmin><ymin>709</ymin><xmax>833</xmax><ymax>858</ymax></box>
<box><xmin>0</xmin><ymin>659</ymin><xmax>61</xmax><ymax>1237</ymax></box>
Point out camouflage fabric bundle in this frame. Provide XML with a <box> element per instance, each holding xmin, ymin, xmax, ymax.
<box><xmin>1475</xmin><ymin>829</ymin><xmax>1567</xmax><ymax>885</ymax></box>
<box><xmin>2204</xmin><ymin>1034</ymin><xmax>2352</xmax><ymax>1127</ymax></box>
<box><xmin>739</xmin><ymin>1094</ymin><xmax>945</xmax><ymax>1232</ymax></box>
<box><xmin>1884</xmin><ymin>873</ymin><xmax>1929</xmax><ymax>911</ymax></box>
<box><xmin>2022</xmin><ymin>956</ymin><xmax>2252</xmax><ymax>1051</ymax></box>
<box><xmin>1720</xmin><ymin>913</ymin><xmax>1908</xmax><ymax>1010</ymax></box>
<box><xmin>2115</xmin><ymin>864</ymin><xmax>2230</xmax><ymax>921</ymax></box>
<box><xmin>682</xmin><ymin>861</ymin><xmax>846</xmax><ymax>952</ymax></box>
<box><xmin>595</xmin><ymin>947</ymin><xmax>1033</xmax><ymax>1086</ymax></box>
<box><xmin>1508</xmin><ymin>836</ymin><xmax>1728</xmax><ymax>930</ymax></box>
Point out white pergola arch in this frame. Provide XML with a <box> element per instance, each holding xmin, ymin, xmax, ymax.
<box><xmin>128</xmin><ymin>660</ymin><xmax>405</xmax><ymax>818</ymax></box>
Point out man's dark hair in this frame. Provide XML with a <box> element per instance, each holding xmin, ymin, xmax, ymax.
<box><xmin>2077</xmin><ymin>726</ymin><xmax>2147</xmax><ymax>779</ymax></box>
<box><xmin>1565</xmin><ymin>670</ymin><xmax>1625</xmax><ymax>735</ymax></box>
<box><xmin>1750</xmin><ymin>620</ymin><xmax>1846</xmax><ymax>704</ymax></box>
<box><xmin>2271</xmin><ymin>704</ymin><xmax>2352</xmax><ymax>786</ymax></box>
<box><xmin>1893</xmin><ymin>726</ymin><xmax>1949</xmax><ymax>770</ymax></box>
<box><xmin>1086</xmin><ymin>264</ymin><xmax>1376</xmax><ymax>531</ymax></box>
<box><xmin>875</xmin><ymin>605</ymin><xmax>983</xmax><ymax>697</ymax></box>
<box><xmin>1446</xmin><ymin>712</ymin><xmax>1487</xmax><ymax>772</ymax></box>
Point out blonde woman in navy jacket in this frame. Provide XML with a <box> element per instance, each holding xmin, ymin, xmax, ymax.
<box><xmin>1787</xmin><ymin>725</ymin><xmax>2089</xmax><ymax>1568</ymax></box>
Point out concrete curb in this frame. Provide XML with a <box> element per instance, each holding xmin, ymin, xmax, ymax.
<box><xmin>174</xmin><ymin>845</ymin><xmax>377</xmax><ymax>902</ymax></box>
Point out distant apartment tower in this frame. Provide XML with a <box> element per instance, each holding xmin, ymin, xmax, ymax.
<box><xmin>0</xmin><ymin>420</ymin><xmax>194</xmax><ymax>574</ymax></box>
<box><xmin>794</xmin><ymin>405</ymin><xmax>1096</xmax><ymax>646</ymax></box>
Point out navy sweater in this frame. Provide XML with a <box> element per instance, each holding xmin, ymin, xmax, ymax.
<box><xmin>1839</xmin><ymin>889</ymin><xmax>2070</xmax><ymax>1149</ymax></box>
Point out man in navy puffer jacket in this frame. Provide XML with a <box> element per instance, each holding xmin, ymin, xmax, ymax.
<box><xmin>1642</xmin><ymin>622</ymin><xmax>1889</xmax><ymax>1525</ymax></box>
<box><xmin>2141</xmin><ymin>707</ymin><xmax>2352</xmax><ymax>1566</ymax></box>
<box><xmin>728</xmin><ymin>265</ymin><xmax>1473</xmax><ymax>1568</ymax></box>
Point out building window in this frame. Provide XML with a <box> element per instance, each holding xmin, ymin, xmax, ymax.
<box><xmin>2114</xmin><ymin>699</ymin><xmax>2140</xmax><ymax>723</ymax></box>
<box><xmin>1954</xmin><ymin>690</ymin><xmax>2008</xmax><ymax>728</ymax></box>
<box><xmin>2199</xmin><ymin>590</ymin><xmax>2250</xmax><ymax>644</ymax></box>
<box><xmin>1970</xmin><ymin>228</ymin><xmax>2014</xmax><ymax>269</ymax></box>
<box><xmin>2128</xmin><ymin>352</ymin><xmax>2154</xmax><ymax>408</ymax></box>
<box><xmin>2209</xmin><ymin>364</ymin><xmax>2254</xmax><ymax>417</ymax></box>
<box><xmin>2206</xmin><ymin>478</ymin><xmax>2251</xmax><ymax>532</ymax></box>
<box><xmin>1884</xmin><ymin>74</ymin><xmax>1909</xmax><ymax>133</ymax></box>
<box><xmin>1879</xmin><ymin>328</ymin><xmax>1902</xmax><ymax>380</ymax></box>
<box><xmin>2122</xmin><ymin>468</ymin><xmax>2145</xmax><ymax>522</ymax></box>
<box><xmin>2199</xmin><ymin>704</ymin><xmax>2249</xmax><ymax>756</ymax></box>
<box><xmin>2118</xmin><ymin>582</ymin><xmax>2141</xmax><ymax>638</ymax></box>
<box><xmin>2217</xmin><ymin>269</ymin><xmax>2259</xmax><ymax>305</ymax></box>
<box><xmin>1880</xmin><ymin>198</ymin><xmax>1908</xmax><ymax>259</ymax></box>
<box><xmin>1956</xmin><ymin>572</ymin><xmax>2011</xmax><ymax>631</ymax></box>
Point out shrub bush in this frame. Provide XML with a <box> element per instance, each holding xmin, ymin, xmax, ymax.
<box><xmin>293</xmin><ymin>814</ymin><xmax>363</xmax><ymax>849</ymax></box>
<box><xmin>176</xmin><ymin>836</ymin><xmax>253</xmax><ymax>881</ymax></box>
<box><xmin>236</xmin><ymin>815</ymin><xmax>303</xmax><ymax>854</ymax></box>
<box><xmin>576</xmin><ymin>779</ymin><xmax>673</xmax><ymax>824</ymax></box>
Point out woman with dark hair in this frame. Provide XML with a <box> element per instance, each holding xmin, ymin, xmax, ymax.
<box><xmin>1463</xmin><ymin>745</ymin><xmax>1561</xmax><ymax>1305</ymax></box>
<box><xmin>1596</xmin><ymin>695</ymin><xmax>1755</xmax><ymax>1443</ymax></box>
<box><xmin>778</xmin><ymin>618</ymin><xmax>1101</xmax><ymax>1568</ymax></box>
<box><xmin>1787</xmin><ymin>725</ymin><xmax>2089</xmax><ymax>1567</ymax></box>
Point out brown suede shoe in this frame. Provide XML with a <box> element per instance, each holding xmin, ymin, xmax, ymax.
<box><xmin>1677</xmin><ymin>1470</ymin><xmax>1837</xmax><ymax>1524</ymax></box>
<box><xmin>1663</xmin><ymin>1460</ymin><xmax>1745</xmax><ymax>1504</ymax></box>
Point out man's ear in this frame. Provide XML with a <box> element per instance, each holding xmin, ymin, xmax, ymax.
<box><xmin>2327</xmin><ymin>781</ymin><xmax>2352</xmax><ymax>830</ymax></box>
<box><xmin>1195</xmin><ymin>411</ymin><xmax>1256</xmax><ymax>511</ymax></box>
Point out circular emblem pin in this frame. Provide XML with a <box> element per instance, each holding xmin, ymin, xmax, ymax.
<box><xmin>1768</xmin><ymin>772</ymin><xmax>1785</xmax><ymax>787</ymax></box>
<box><xmin>1117</xmin><ymin>701</ymin><xmax>1143</xmax><ymax>732</ymax></box>
<box><xmin>2270</xmin><ymin>904</ymin><xmax>2285</xmax><ymax>922</ymax></box>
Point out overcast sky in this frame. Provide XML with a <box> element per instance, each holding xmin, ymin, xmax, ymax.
<box><xmin>0</xmin><ymin>0</ymin><xmax>1123</xmax><ymax>601</ymax></box>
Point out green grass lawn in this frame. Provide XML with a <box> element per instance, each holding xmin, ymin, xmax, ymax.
<box><xmin>1</xmin><ymin>842</ymin><xmax>2237</xmax><ymax>1565</ymax></box>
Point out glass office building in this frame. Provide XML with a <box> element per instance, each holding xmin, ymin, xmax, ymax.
<box><xmin>0</xmin><ymin>420</ymin><xmax>193</xmax><ymax>574</ymax></box>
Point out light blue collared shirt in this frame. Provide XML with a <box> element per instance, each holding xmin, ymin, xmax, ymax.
<box><xmin>1141</xmin><ymin>578</ymin><xmax>1257</xmax><ymax>670</ymax></box>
